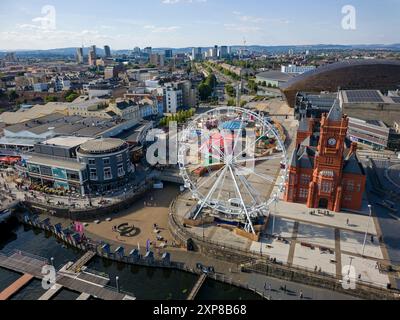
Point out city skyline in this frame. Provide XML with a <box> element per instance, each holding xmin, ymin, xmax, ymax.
<box><xmin>0</xmin><ymin>0</ymin><xmax>399</xmax><ymax>50</ymax></box>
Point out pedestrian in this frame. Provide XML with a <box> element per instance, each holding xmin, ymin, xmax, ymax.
<box><xmin>299</xmin><ymin>290</ymin><xmax>304</xmax><ymax>299</ymax></box>
<box><xmin>346</xmin><ymin>218</ymin><xmax>349</xmax><ymax>226</ymax></box>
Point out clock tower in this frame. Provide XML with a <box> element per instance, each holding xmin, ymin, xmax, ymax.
<box><xmin>306</xmin><ymin>100</ymin><xmax>349</xmax><ymax>211</ymax></box>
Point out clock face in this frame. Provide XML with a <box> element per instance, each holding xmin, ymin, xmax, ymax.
<box><xmin>328</xmin><ymin>138</ymin><xmax>337</xmax><ymax>146</ymax></box>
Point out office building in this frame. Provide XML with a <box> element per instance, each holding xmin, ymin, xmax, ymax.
<box><xmin>175</xmin><ymin>80</ymin><xmax>199</xmax><ymax>109</ymax></box>
<box><xmin>104</xmin><ymin>64</ymin><xmax>124</xmax><ymax>80</ymax></box>
<box><xmin>163</xmin><ymin>87</ymin><xmax>183</xmax><ymax>114</ymax></box>
<box><xmin>149</xmin><ymin>54</ymin><xmax>165</xmax><ymax>67</ymax></box>
<box><xmin>165</xmin><ymin>49</ymin><xmax>173</xmax><ymax>59</ymax></box>
<box><xmin>144</xmin><ymin>47</ymin><xmax>152</xmax><ymax>56</ymax></box>
<box><xmin>88</xmin><ymin>45</ymin><xmax>97</xmax><ymax>66</ymax></box>
<box><xmin>191</xmin><ymin>47</ymin><xmax>202</xmax><ymax>61</ymax></box>
<box><xmin>219</xmin><ymin>46</ymin><xmax>228</xmax><ymax>59</ymax></box>
<box><xmin>104</xmin><ymin>45</ymin><xmax>111</xmax><ymax>58</ymax></box>
<box><xmin>76</xmin><ymin>47</ymin><xmax>84</xmax><ymax>64</ymax></box>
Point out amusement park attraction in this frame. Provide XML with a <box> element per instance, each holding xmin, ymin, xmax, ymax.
<box><xmin>178</xmin><ymin>107</ymin><xmax>287</xmax><ymax>241</ymax></box>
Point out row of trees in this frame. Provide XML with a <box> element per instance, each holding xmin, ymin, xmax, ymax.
<box><xmin>227</xmin><ymin>98</ymin><xmax>247</xmax><ymax>108</ymax></box>
<box><xmin>198</xmin><ymin>73</ymin><xmax>217</xmax><ymax>101</ymax></box>
<box><xmin>225</xmin><ymin>84</ymin><xmax>236</xmax><ymax>97</ymax></box>
<box><xmin>159</xmin><ymin>108</ymin><xmax>196</xmax><ymax>127</ymax></box>
<box><xmin>64</xmin><ymin>90</ymin><xmax>79</xmax><ymax>102</ymax></box>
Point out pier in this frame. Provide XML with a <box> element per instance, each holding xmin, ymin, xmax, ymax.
<box><xmin>67</xmin><ymin>251</ymin><xmax>96</xmax><ymax>273</ymax></box>
<box><xmin>0</xmin><ymin>274</ymin><xmax>34</xmax><ymax>300</ymax></box>
<box><xmin>0</xmin><ymin>250</ymin><xmax>135</xmax><ymax>300</ymax></box>
<box><xmin>187</xmin><ymin>273</ymin><xmax>207</xmax><ymax>300</ymax></box>
<box><xmin>38</xmin><ymin>284</ymin><xmax>63</xmax><ymax>300</ymax></box>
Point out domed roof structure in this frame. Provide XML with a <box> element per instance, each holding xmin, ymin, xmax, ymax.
<box><xmin>78</xmin><ymin>138</ymin><xmax>127</xmax><ymax>155</ymax></box>
<box><xmin>281</xmin><ymin>60</ymin><xmax>400</xmax><ymax>107</ymax></box>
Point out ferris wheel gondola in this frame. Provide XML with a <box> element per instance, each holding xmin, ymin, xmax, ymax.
<box><xmin>178</xmin><ymin>107</ymin><xmax>287</xmax><ymax>235</ymax></box>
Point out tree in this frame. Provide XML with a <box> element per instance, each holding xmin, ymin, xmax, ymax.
<box><xmin>45</xmin><ymin>96</ymin><xmax>58</xmax><ymax>103</ymax></box>
<box><xmin>227</xmin><ymin>98</ymin><xmax>235</xmax><ymax>106</ymax></box>
<box><xmin>64</xmin><ymin>90</ymin><xmax>79</xmax><ymax>102</ymax></box>
<box><xmin>8</xmin><ymin>90</ymin><xmax>19</xmax><ymax>102</ymax></box>
<box><xmin>225</xmin><ymin>84</ymin><xmax>236</xmax><ymax>97</ymax></box>
<box><xmin>240</xmin><ymin>100</ymin><xmax>247</xmax><ymax>108</ymax></box>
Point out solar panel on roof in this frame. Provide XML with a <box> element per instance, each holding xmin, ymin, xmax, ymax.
<box><xmin>391</xmin><ymin>97</ymin><xmax>400</xmax><ymax>103</ymax></box>
<box><xmin>346</xmin><ymin>90</ymin><xmax>384</xmax><ymax>103</ymax></box>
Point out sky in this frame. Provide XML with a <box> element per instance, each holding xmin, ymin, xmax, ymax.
<box><xmin>0</xmin><ymin>0</ymin><xmax>399</xmax><ymax>50</ymax></box>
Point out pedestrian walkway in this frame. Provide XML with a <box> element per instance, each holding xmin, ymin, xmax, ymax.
<box><xmin>287</xmin><ymin>222</ymin><xmax>299</xmax><ymax>265</ymax></box>
<box><xmin>38</xmin><ymin>284</ymin><xmax>63</xmax><ymax>300</ymax></box>
<box><xmin>0</xmin><ymin>274</ymin><xmax>33</xmax><ymax>300</ymax></box>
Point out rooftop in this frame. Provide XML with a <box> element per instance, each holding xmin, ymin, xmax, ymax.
<box><xmin>256</xmin><ymin>71</ymin><xmax>294</xmax><ymax>82</ymax></box>
<box><xmin>78</xmin><ymin>138</ymin><xmax>127</xmax><ymax>155</ymax></box>
<box><xmin>41</xmin><ymin>136</ymin><xmax>94</xmax><ymax>148</ymax></box>
<box><xmin>4</xmin><ymin>113</ymin><xmax>118</xmax><ymax>138</ymax></box>
<box><xmin>27</xmin><ymin>154</ymin><xmax>87</xmax><ymax>171</ymax></box>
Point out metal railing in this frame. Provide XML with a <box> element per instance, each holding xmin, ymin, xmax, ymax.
<box><xmin>168</xmin><ymin>199</ymin><xmax>399</xmax><ymax>297</ymax></box>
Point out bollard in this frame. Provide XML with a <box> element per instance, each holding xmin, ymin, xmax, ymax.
<box><xmin>116</xmin><ymin>276</ymin><xmax>120</xmax><ymax>293</ymax></box>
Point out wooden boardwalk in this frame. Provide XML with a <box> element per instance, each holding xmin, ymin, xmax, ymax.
<box><xmin>0</xmin><ymin>250</ymin><xmax>135</xmax><ymax>300</ymax></box>
<box><xmin>0</xmin><ymin>274</ymin><xmax>33</xmax><ymax>300</ymax></box>
<box><xmin>68</xmin><ymin>251</ymin><xmax>96</xmax><ymax>273</ymax></box>
<box><xmin>38</xmin><ymin>284</ymin><xmax>63</xmax><ymax>300</ymax></box>
<box><xmin>76</xmin><ymin>293</ymin><xmax>91</xmax><ymax>300</ymax></box>
<box><xmin>187</xmin><ymin>274</ymin><xmax>207</xmax><ymax>300</ymax></box>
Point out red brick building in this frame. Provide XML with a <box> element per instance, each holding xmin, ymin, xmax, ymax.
<box><xmin>284</xmin><ymin>100</ymin><xmax>366</xmax><ymax>212</ymax></box>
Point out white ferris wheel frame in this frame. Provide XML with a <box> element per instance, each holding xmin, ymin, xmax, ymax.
<box><xmin>178</xmin><ymin>107</ymin><xmax>288</xmax><ymax>234</ymax></box>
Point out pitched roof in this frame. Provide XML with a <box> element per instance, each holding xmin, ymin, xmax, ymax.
<box><xmin>298</xmin><ymin>117</ymin><xmax>309</xmax><ymax>132</ymax></box>
<box><xmin>327</xmin><ymin>98</ymin><xmax>342</xmax><ymax>121</ymax></box>
<box><xmin>289</xmin><ymin>149</ymin><xmax>297</xmax><ymax>168</ymax></box>
<box><xmin>296</xmin><ymin>145</ymin><xmax>315</xmax><ymax>169</ymax></box>
<box><xmin>343</xmin><ymin>152</ymin><xmax>365</xmax><ymax>175</ymax></box>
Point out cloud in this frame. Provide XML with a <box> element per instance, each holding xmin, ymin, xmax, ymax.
<box><xmin>233</xmin><ymin>11</ymin><xmax>290</xmax><ymax>25</ymax></box>
<box><xmin>144</xmin><ymin>25</ymin><xmax>181</xmax><ymax>33</ymax></box>
<box><xmin>224</xmin><ymin>23</ymin><xmax>262</xmax><ymax>33</ymax></box>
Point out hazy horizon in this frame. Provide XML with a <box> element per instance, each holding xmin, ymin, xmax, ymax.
<box><xmin>0</xmin><ymin>0</ymin><xmax>399</xmax><ymax>50</ymax></box>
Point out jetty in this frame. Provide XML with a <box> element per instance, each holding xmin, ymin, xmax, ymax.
<box><xmin>187</xmin><ymin>273</ymin><xmax>207</xmax><ymax>300</ymax></box>
<box><xmin>0</xmin><ymin>250</ymin><xmax>135</xmax><ymax>300</ymax></box>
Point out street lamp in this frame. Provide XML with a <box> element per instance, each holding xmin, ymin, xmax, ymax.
<box><xmin>271</xmin><ymin>193</ymin><xmax>278</xmax><ymax>235</ymax></box>
<box><xmin>362</xmin><ymin>204</ymin><xmax>372</xmax><ymax>256</ymax></box>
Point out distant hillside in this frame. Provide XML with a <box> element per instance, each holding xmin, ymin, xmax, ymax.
<box><xmin>1</xmin><ymin>43</ymin><xmax>400</xmax><ymax>58</ymax></box>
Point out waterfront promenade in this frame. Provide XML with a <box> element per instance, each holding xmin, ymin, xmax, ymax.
<box><xmin>0</xmin><ymin>250</ymin><xmax>135</xmax><ymax>300</ymax></box>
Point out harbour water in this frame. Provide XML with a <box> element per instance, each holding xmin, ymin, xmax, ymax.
<box><xmin>0</xmin><ymin>224</ymin><xmax>262</xmax><ymax>300</ymax></box>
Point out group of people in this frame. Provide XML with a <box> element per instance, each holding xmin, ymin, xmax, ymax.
<box><xmin>264</xmin><ymin>282</ymin><xmax>304</xmax><ymax>299</ymax></box>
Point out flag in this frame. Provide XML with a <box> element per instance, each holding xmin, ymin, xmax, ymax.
<box><xmin>75</xmin><ymin>222</ymin><xmax>84</xmax><ymax>234</ymax></box>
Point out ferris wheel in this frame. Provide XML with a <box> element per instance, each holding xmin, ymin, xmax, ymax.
<box><xmin>178</xmin><ymin>107</ymin><xmax>287</xmax><ymax>235</ymax></box>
